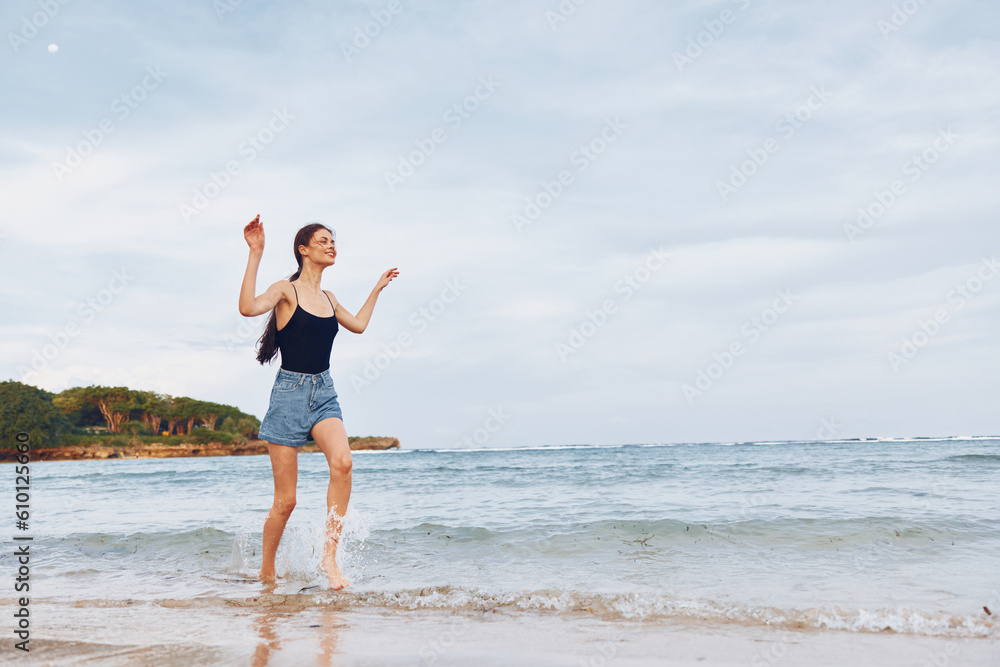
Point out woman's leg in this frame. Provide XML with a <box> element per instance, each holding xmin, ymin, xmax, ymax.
<box><xmin>312</xmin><ymin>417</ymin><xmax>352</xmax><ymax>590</ymax></box>
<box><xmin>260</xmin><ymin>442</ymin><xmax>298</xmax><ymax>581</ymax></box>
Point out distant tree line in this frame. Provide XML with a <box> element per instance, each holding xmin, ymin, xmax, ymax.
<box><xmin>0</xmin><ymin>380</ymin><xmax>260</xmax><ymax>448</ymax></box>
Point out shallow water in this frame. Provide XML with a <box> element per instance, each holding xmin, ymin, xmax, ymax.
<box><xmin>11</xmin><ymin>437</ymin><xmax>1000</xmax><ymax>638</ymax></box>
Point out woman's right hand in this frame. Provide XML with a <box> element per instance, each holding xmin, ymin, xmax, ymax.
<box><xmin>244</xmin><ymin>214</ymin><xmax>264</xmax><ymax>253</ymax></box>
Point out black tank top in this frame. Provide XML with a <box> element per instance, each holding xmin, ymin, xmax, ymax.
<box><xmin>276</xmin><ymin>283</ymin><xmax>339</xmax><ymax>374</ymax></box>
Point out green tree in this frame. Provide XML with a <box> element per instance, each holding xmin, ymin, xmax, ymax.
<box><xmin>200</xmin><ymin>401</ymin><xmax>235</xmax><ymax>431</ymax></box>
<box><xmin>52</xmin><ymin>386</ymin><xmax>104</xmax><ymax>429</ymax></box>
<box><xmin>133</xmin><ymin>390</ymin><xmax>170</xmax><ymax>434</ymax></box>
<box><xmin>120</xmin><ymin>421</ymin><xmax>146</xmax><ymax>436</ymax></box>
<box><xmin>0</xmin><ymin>380</ymin><xmax>73</xmax><ymax>448</ymax></box>
<box><xmin>80</xmin><ymin>385</ymin><xmax>138</xmax><ymax>434</ymax></box>
<box><xmin>169</xmin><ymin>397</ymin><xmax>222</xmax><ymax>435</ymax></box>
<box><xmin>173</xmin><ymin>397</ymin><xmax>202</xmax><ymax>435</ymax></box>
<box><xmin>159</xmin><ymin>396</ymin><xmax>176</xmax><ymax>435</ymax></box>
<box><xmin>220</xmin><ymin>412</ymin><xmax>261</xmax><ymax>440</ymax></box>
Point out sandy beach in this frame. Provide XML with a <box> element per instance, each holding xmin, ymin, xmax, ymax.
<box><xmin>16</xmin><ymin>600</ymin><xmax>999</xmax><ymax>666</ymax></box>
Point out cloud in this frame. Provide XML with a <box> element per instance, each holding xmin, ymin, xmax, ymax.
<box><xmin>3</xmin><ymin>0</ymin><xmax>999</xmax><ymax>447</ymax></box>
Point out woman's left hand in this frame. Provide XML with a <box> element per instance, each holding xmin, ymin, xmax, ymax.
<box><xmin>376</xmin><ymin>268</ymin><xmax>399</xmax><ymax>291</ymax></box>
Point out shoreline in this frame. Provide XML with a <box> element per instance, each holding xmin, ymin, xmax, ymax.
<box><xmin>19</xmin><ymin>602</ymin><xmax>997</xmax><ymax>667</ymax></box>
<box><xmin>0</xmin><ymin>436</ymin><xmax>400</xmax><ymax>462</ymax></box>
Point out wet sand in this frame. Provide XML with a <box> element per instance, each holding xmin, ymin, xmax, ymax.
<box><xmin>14</xmin><ymin>600</ymin><xmax>999</xmax><ymax>666</ymax></box>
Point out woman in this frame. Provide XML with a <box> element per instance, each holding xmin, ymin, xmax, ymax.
<box><xmin>239</xmin><ymin>214</ymin><xmax>398</xmax><ymax>590</ymax></box>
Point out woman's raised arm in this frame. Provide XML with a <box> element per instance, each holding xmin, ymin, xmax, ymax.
<box><xmin>239</xmin><ymin>215</ymin><xmax>287</xmax><ymax>317</ymax></box>
<box><xmin>332</xmin><ymin>267</ymin><xmax>399</xmax><ymax>333</ymax></box>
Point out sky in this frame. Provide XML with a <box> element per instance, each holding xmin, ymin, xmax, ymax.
<box><xmin>2</xmin><ymin>0</ymin><xmax>999</xmax><ymax>449</ymax></box>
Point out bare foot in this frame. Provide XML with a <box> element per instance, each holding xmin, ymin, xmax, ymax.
<box><xmin>322</xmin><ymin>552</ymin><xmax>351</xmax><ymax>591</ymax></box>
<box><xmin>259</xmin><ymin>569</ymin><xmax>279</xmax><ymax>589</ymax></box>
<box><xmin>257</xmin><ymin>570</ymin><xmax>279</xmax><ymax>596</ymax></box>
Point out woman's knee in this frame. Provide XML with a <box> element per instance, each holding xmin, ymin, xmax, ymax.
<box><xmin>271</xmin><ymin>495</ymin><xmax>297</xmax><ymax>516</ymax></box>
<box><xmin>329</xmin><ymin>455</ymin><xmax>352</xmax><ymax>477</ymax></box>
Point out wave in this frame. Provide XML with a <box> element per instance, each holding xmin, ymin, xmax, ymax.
<box><xmin>410</xmin><ymin>443</ymin><xmax>636</xmax><ymax>453</ymax></box>
<box><xmin>23</xmin><ymin>528</ymin><xmax>238</xmax><ymax>570</ymax></box>
<box><xmin>406</xmin><ymin>436</ymin><xmax>1000</xmax><ymax>453</ymax></box>
<box><xmin>22</xmin><ymin>586</ymin><xmax>997</xmax><ymax>638</ymax></box>
<box><xmin>938</xmin><ymin>454</ymin><xmax>1000</xmax><ymax>463</ymax></box>
<box><xmin>29</xmin><ymin>514</ymin><xmax>998</xmax><ymax>562</ymax></box>
<box><xmin>394</xmin><ymin>516</ymin><xmax>1000</xmax><ymax>546</ymax></box>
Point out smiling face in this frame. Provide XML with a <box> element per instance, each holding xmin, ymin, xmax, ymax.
<box><xmin>299</xmin><ymin>228</ymin><xmax>336</xmax><ymax>266</ymax></box>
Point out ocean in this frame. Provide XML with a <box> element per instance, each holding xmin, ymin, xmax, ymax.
<box><xmin>8</xmin><ymin>436</ymin><xmax>1000</xmax><ymax>664</ymax></box>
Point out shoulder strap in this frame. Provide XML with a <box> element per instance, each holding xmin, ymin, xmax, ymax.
<box><xmin>290</xmin><ymin>283</ymin><xmax>298</xmax><ymax>306</ymax></box>
<box><xmin>323</xmin><ymin>290</ymin><xmax>335</xmax><ymax>313</ymax></box>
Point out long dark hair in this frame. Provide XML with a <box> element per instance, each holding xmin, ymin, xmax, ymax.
<box><xmin>255</xmin><ymin>222</ymin><xmax>332</xmax><ymax>365</ymax></box>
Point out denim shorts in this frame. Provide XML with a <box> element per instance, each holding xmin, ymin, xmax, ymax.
<box><xmin>257</xmin><ymin>368</ymin><xmax>343</xmax><ymax>447</ymax></box>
